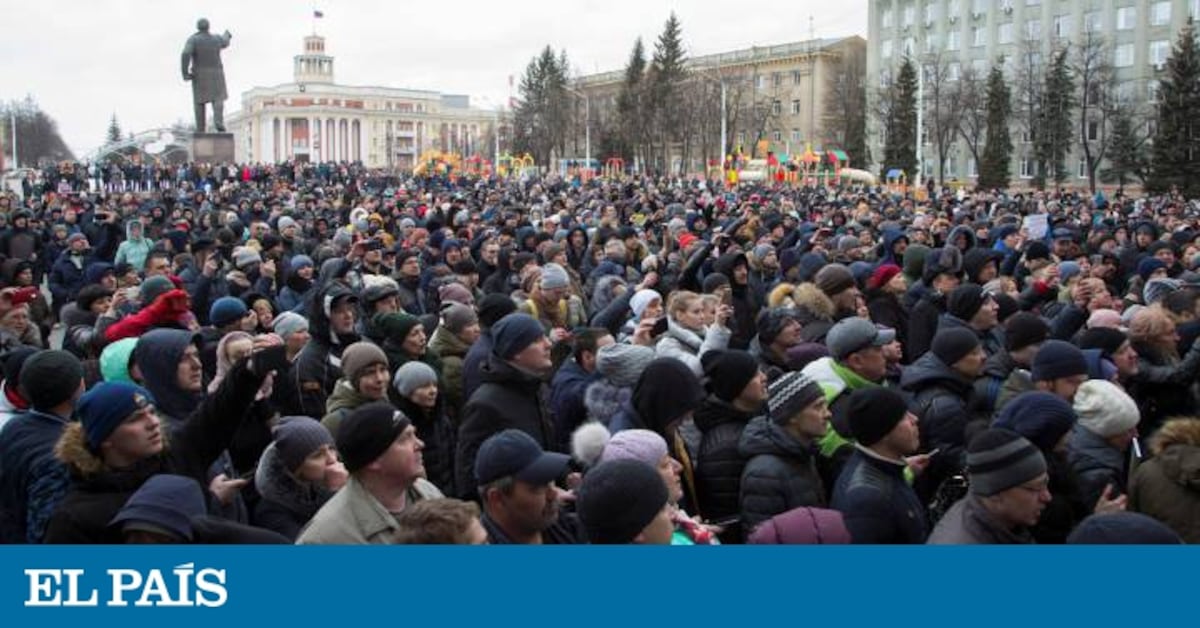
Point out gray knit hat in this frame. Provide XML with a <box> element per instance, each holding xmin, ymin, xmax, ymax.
<box><xmin>967</xmin><ymin>429</ymin><xmax>1047</xmax><ymax>497</ymax></box>
<box><xmin>767</xmin><ymin>371</ymin><xmax>824</xmax><ymax>425</ymax></box>
<box><xmin>541</xmin><ymin>263</ymin><xmax>571</xmax><ymax>290</ymax></box>
<box><xmin>273</xmin><ymin>416</ymin><xmax>335</xmax><ymax>472</ymax></box>
<box><xmin>393</xmin><ymin>361</ymin><xmax>439</xmax><ymax>397</ymax></box>
<box><xmin>596</xmin><ymin>344</ymin><xmax>657</xmax><ymax>388</ymax></box>
<box><xmin>272</xmin><ymin>311</ymin><xmax>309</xmax><ymax>342</ymax></box>
<box><xmin>440</xmin><ymin>302</ymin><xmax>478</xmax><ymax>335</ymax></box>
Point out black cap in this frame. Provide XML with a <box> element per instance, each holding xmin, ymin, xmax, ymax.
<box><xmin>474</xmin><ymin>429</ymin><xmax>570</xmax><ymax>486</ymax></box>
<box><xmin>336</xmin><ymin>402</ymin><xmax>412</xmax><ymax>473</ymax></box>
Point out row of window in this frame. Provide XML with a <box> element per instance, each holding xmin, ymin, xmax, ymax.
<box><xmin>733</xmin><ymin>130</ymin><xmax>807</xmax><ymax>144</ymax></box>
<box><xmin>882</xmin><ymin>0</ymin><xmax>1176</xmax><ymax>29</ymax></box>
<box><xmin>752</xmin><ymin>70</ymin><xmax>808</xmax><ymax>89</ymax></box>
<box><xmin>914</xmin><ymin>149</ymin><xmax>1151</xmax><ymax>181</ymax></box>
<box><xmin>882</xmin><ymin>37</ymin><xmax>1172</xmax><ymax>69</ymax></box>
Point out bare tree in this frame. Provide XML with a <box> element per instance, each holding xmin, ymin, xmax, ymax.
<box><xmin>954</xmin><ymin>65</ymin><xmax>988</xmax><ymax>182</ymax></box>
<box><xmin>821</xmin><ymin>45</ymin><xmax>868</xmax><ymax>163</ymax></box>
<box><xmin>920</xmin><ymin>52</ymin><xmax>964</xmax><ymax>184</ymax></box>
<box><xmin>1072</xmin><ymin>30</ymin><xmax>1116</xmax><ymax>193</ymax></box>
<box><xmin>1013</xmin><ymin>39</ymin><xmax>1045</xmax><ymax>178</ymax></box>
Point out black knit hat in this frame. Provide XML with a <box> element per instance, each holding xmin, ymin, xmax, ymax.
<box><xmin>1005</xmin><ymin>312</ymin><xmax>1050</xmax><ymax>352</ymax></box>
<box><xmin>477</xmin><ymin>293</ymin><xmax>517</xmax><ymax>329</ymax></box>
<box><xmin>1030</xmin><ymin>340</ymin><xmax>1087</xmax><ymax>382</ymax></box>
<box><xmin>336</xmin><ymin>402</ymin><xmax>412</xmax><ymax>473</ymax></box>
<box><xmin>931</xmin><ymin>327</ymin><xmax>981</xmax><ymax>366</ymax></box>
<box><xmin>947</xmin><ymin>283</ymin><xmax>989</xmax><ymax>321</ymax></box>
<box><xmin>756</xmin><ymin>308</ymin><xmax>800</xmax><ymax>346</ymax></box>
<box><xmin>846</xmin><ymin>387</ymin><xmax>908</xmax><ymax>446</ymax></box>
<box><xmin>815</xmin><ymin>264</ymin><xmax>856</xmax><ymax>296</ymax></box>
<box><xmin>20</xmin><ymin>350</ymin><xmax>84</xmax><ymax>411</ymax></box>
<box><xmin>702</xmin><ymin>350</ymin><xmax>761</xmax><ymax>403</ymax></box>
<box><xmin>966</xmin><ymin>428</ymin><xmax>1047</xmax><ymax>496</ymax></box>
<box><xmin>577</xmin><ymin>459</ymin><xmax>669</xmax><ymax>544</ymax></box>
<box><xmin>1078</xmin><ymin>327</ymin><xmax>1127</xmax><ymax>359</ymax></box>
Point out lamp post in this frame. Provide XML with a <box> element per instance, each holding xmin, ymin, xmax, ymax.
<box><xmin>695</xmin><ymin>70</ymin><xmax>728</xmax><ymax>173</ymax></box>
<box><xmin>10</xmin><ymin>110</ymin><xmax>17</xmax><ymax>169</ymax></box>
<box><xmin>477</xmin><ymin>96</ymin><xmax>503</xmax><ymax>171</ymax></box>
<box><xmin>564</xmin><ymin>86</ymin><xmax>590</xmax><ymax>174</ymax></box>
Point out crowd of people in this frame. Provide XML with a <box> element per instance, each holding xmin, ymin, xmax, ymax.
<box><xmin>1</xmin><ymin>157</ymin><xmax>1198</xmax><ymax>545</ymax></box>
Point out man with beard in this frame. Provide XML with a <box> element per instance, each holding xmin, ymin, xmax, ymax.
<box><xmin>474</xmin><ymin>430</ymin><xmax>584</xmax><ymax>544</ymax></box>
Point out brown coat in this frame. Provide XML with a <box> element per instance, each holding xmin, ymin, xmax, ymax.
<box><xmin>1129</xmin><ymin>419</ymin><xmax>1200</xmax><ymax>543</ymax></box>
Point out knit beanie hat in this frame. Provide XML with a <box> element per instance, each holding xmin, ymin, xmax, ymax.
<box><xmin>596</xmin><ymin>343</ymin><xmax>657</xmax><ymax>387</ymax></box>
<box><xmin>277</xmin><ymin>216</ymin><xmax>298</xmax><ymax>232</ymax></box>
<box><xmin>491</xmin><ymin>313</ymin><xmax>546</xmax><ymax>360</ymax></box>
<box><xmin>271</xmin><ymin>311</ymin><xmax>309</xmax><ymax>342</ymax></box>
<box><xmin>846</xmin><ymin>387</ymin><xmax>908</xmax><ymax>446</ymax></box>
<box><xmin>374</xmin><ymin>311</ymin><xmax>423</xmax><ymax>346</ymax></box>
<box><xmin>767</xmin><ymin>371</ymin><xmax>825</xmax><ymax>426</ymax></box>
<box><xmin>273</xmin><ymin>416</ymin><xmax>335</xmax><ymax>472</ymax></box>
<box><xmin>598</xmin><ymin>429</ymin><xmax>669</xmax><ymax>467</ymax></box>
<box><xmin>993</xmin><ymin>293</ymin><xmax>1019</xmax><ymax>324</ymax></box>
<box><xmin>815</xmin><ymin>264</ymin><xmax>856</xmax><ymax>296</ymax></box>
<box><xmin>1024</xmin><ymin>241</ymin><xmax>1051</xmax><ymax>262</ymax></box>
<box><xmin>702</xmin><ymin>272</ymin><xmax>731</xmax><ymax>293</ymax></box>
<box><xmin>931</xmin><ymin>327</ymin><xmax>981</xmax><ymax>366</ymax></box>
<box><xmin>140</xmin><ymin>275</ymin><xmax>175</xmax><ymax>304</ymax></box>
<box><xmin>947</xmin><ymin>283</ymin><xmax>988</xmax><ymax>321</ymax></box>
<box><xmin>439</xmin><ymin>302</ymin><xmax>478</xmax><ymax>335</ymax></box>
<box><xmin>1073</xmin><ymin>379</ymin><xmax>1140</xmax><ymax>437</ymax></box>
<box><xmin>1005</xmin><ymin>312</ymin><xmax>1050</xmax><ymax>352</ymax></box>
<box><xmin>701</xmin><ymin>350</ymin><xmax>761</xmax><ymax>403</ymax></box>
<box><xmin>340</xmin><ymin>342</ymin><xmax>389</xmax><ymax>386</ymax></box>
<box><xmin>1086</xmin><ymin>309</ymin><xmax>1123</xmax><ymax>330</ymax></box>
<box><xmin>110</xmin><ymin>474</ymin><xmax>206</xmax><ymax>542</ymax></box>
<box><xmin>289</xmin><ymin>255</ymin><xmax>314</xmax><ymax>272</ymax></box>
<box><xmin>477</xmin><ymin>294</ymin><xmax>517</xmax><ymax>329</ymax></box>
<box><xmin>1078</xmin><ymin>327</ymin><xmax>1128</xmax><ymax>359</ymax></box>
<box><xmin>1143</xmin><ymin>278</ymin><xmax>1182</xmax><ymax>306</ymax></box>
<box><xmin>337</xmin><ymin>402</ymin><xmax>412</xmax><ymax>473</ymax></box>
<box><xmin>867</xmin><ymin>264</ymin><xmax>902</xmax><ymax>291</ymax></box>
<box><xmin>1030</xmin><ymin>340</ymin><xmax>1088</xmax><ymax>382</ymax></box>
<box><xmin>756</xmin><ymin>308</ymin><xmax>800</xmax><ymax>346</ymax></box>
<box><xmin>77</xmin><ymin>381</ymin><xmax>155</xmax><ymax>452</ymax></box>
<box><xmin>438</xmin><ymin>282</ymin><xmax>475</xmax><ymax>306</ymax></box>
<box><xmin>629</xmin><ymin>290</ymin><xmax>662</xmax><ymax>318</ymax></box>
<box><xmin>210</xmin><ymin>296</ymin><xmax>249</xmax><ymax>327</ymax></box>
<box><xmin>966</xmin><ymin>429</ymin><xmax>1047</xmax><ymax>496</ymax></box>
<box><xmin>994</xmin><ymin>392</ymin><xmax>1077</xmax><ymax>452</ymax></box>
<box><xmin>1066</xmin><ymin>512</ymin><xmax>1183</xmax><ymax>544</ymax></box>
<box><xmin>541</xmin><ymin>263</ymin><xmax>571</xmax><ymax>290</ymax></box>
<box><xmin>234</xmin><ymin>247</ymin><xmax>262</xmax><ymax>269</ymax></box>
<box><xmin>20</xmin><ymin>350</ymin><xmax>84</xmax><ymax>411</ymax></box>
<box><xmin>577</xmin><ymin>459</ymin><xmax>669</xmax><ymax>544</ymax></box>
<box><xmin>2</xmin><ymin>346</ymin><xmax>38</xmax><ymax>389</ymax></box>
<box><xmin>393</xmin><ymin>361</ymin><xmax>439</xmax><ymax>397</ymax></box>
<box><xmin>1137</xmin><ymin>257</ymin><xmax>1167</xmax><ymax>280</ymax></box>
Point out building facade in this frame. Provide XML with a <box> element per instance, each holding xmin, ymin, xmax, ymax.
<box><xmin>227</xmin><ymin>34</ymin><xmax>502</xmax><ymax>168</ymax></box>
<box><xmin>867</xmin><ymin>0</ymin><xmax>1200</xmax><ymax>187</ymax></box>
<box><xmin>574</xmin><ymin>36</ymin><xmax>866</xmax><ymax>173</ymax></box>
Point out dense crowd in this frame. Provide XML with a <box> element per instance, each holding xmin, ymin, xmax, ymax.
<box><xmin>0</xmin><ymin>158</ymin><xmax>1197</xmax><ymax>545</ymax></box>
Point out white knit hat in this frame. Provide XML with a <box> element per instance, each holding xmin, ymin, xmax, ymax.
<box><xmin>1073</xmin><ymin>380</ymin><xmax>1139</xmax><ymax>437</ymax></box>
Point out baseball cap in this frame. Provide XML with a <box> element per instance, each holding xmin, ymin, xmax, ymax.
<box><xmin>826</xmin><ymin>317</ymin><xmax>895</xmax><ymax>360</ymax></box>
<box><xmin>474</xmin><ymin>429</ymin><xmax>570</xmax><ymax>486</ymax></box>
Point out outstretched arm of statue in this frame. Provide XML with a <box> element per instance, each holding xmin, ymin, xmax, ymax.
<box><xmin>221</xmin><ymin>30</ymin><xmax>232</xmax><ymax>46</ymax></box>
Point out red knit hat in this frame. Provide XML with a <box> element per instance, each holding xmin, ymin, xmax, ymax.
<box><xmin>678</xmin><ymin>233</ymin><xmax>699</xmax><ymax>251</ymax></box>
<box><xmin>867</xmin><ymin>264</ymin><xmax>903</xmax><ymax>291</ymax></box>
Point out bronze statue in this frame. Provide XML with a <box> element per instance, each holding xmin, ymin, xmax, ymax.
<box><xmin>181</xmin><ymin>18</ymin><xmax>232</xmax><ymax>133</ymax></box>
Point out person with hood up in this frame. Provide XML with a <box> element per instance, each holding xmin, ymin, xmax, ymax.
<box><xmin>253</xmin><ymin>417</ymin><xmax>348</xmax><ymax>541</ymax></box>
<box><xmin>939</xmin><ymin>283</ymin><xmax>1005</xmax><ymax>358</ymax></box>
<box><xmin>866</xmin><ymin>264</ymin><xmax>910</xmax><ymax>359</ymax></box>
<box><xmin>286</xmin><ymin>282</ymin><xmax>361</xmax><ymax>419</ymax></box>
<box><xmin>114</xmin><ymin>219</ymin><xmax>155</xmax><ymax>272</ymax></box>
<box><xmin>393</xmin><ymin>361</ymin><xmax>457</xmax><ymax>495</ymax></box>
<box><xmin>975</xmin><ymin>313</ymin><xmax>1049</xmax><ymax>416</ymax></box>
<box><xmin>907</xmin><ymin>246</ymin><xmax>963</xmax><ymax>363</ymax></box>
<box><xmin>1129</xmin><ymin>418</ymin><xmax>1200</xmax><ymax>543</ymax></box>
<box><xmin>277</xmin><ymin>255</ymin><xmax>315</xmax><ymax>313</ymax></box>
<box><xmin>655</xmin><ymin>290</ymin><xmax>732</xmax><ymax>377</ymax></box>
<box><xmin>712</xmin><ymin>251</ymin><xmax>760</xmax><ymax>349</ymax></box>
<box><xmin>374</xmin><ymin>310</ymin><xmax>443</xmax><ymax>376</ymax></box>
<box><xmin>738</xmin><ymin>371</ymin><xmax>830</xmax><ymax>534</ymax></box>
<box><xmin>428</xmin><ymin>302</ymin><xmax>481</xmax><ymax>423</ymax></box>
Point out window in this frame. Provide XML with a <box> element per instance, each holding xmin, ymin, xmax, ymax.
<box><xmin>756</xmin><ymin>75</ymin><xmax>765</xmax><ymax>89</ymax></box>
<box><xmin>1078</xmin><ymin>158</ymin><xmax>1087</xmax><ymax>179</ymax></box>
<box><xmin>973</xmin><ymin>58</ymin><xmax>988</xmax><ymax>75</ymax></box>
<box><xmin>1084</xmin><ymin>11</ymin><xmax>1102</xmax><ymax>32</ymax></box>
<box><xmin>791</xmin><ymin>130</ymin><xmax>801</xmax><ymax>142</ymax></box>
<box><xmin>883</xmin><ymin>9</ymin><xmax>894</xmax><ymax>27</ymax></box>
<box><xmin>972</xmin><ymin>0</ymin><xmax>987</xmax><ymax>16</ymax></box>
<box><xmin>772</xmin><ymin>72</ymin><xmax>781</xmax><ymax>87</ymax></box>
<box><xmin>999</xmin><ymin>22</ymin><xmax>1013</xmax><ymax>44</ymax></box>
<box><xmin>967</xmin><ymin>157</ymin><xmax>978</xmax><ymax>178</ymax></box>
<box><xmin>793</xmin><ymin>70</ymin><xmax>802</xmax><ymax>84</ymax></box>
<box><xmin>945</xmin><ymin>157</ymin><xmax>957</xmax><ymax>178</ymax></box>
<box><xmin>1193</xmin><ymin>0</ymin><xmax>1200</xmax><ymax>19</ymax></box>
<box><xmin>1147</xmin><ymin>119</ymin><xmax>1158</xmax><ymax>138</ymax></box>
<box><xmin>1020</xmin><ymin>156</ymin><xmax>1035</xmax><ymax>178</ymax></box>
<box><xmin>1021</xmin><ymin>129</ymin><xmax>1032</xmax><ymax>143</ymax></box>
<box><xmin>973</xmin><ymin>26</ymin><xmax>986</xmax><ymax>47</ymax></box>
<box><xmin>904</xmin><ymin>4</ymin><xmax>915</xmax><ymax>26</ymax></box>
<box><xmin>1151</xmin><ymin>40</ymin><xmax>1170</xmax><ymax>67</ymax></box>
<box><xmin>791</xmin><ymin>99</ymin><xmax>801</xmax><ymax>115</ymax></box>
<box><xmin>1149</xmin><ymin>80</ymin><xmax>1162</xmax><ymax>102</ymax></box>
<box><xmin>1152</xmin><ymin>1</ymin><xmax>1172</xmax><ymax>26</ymax></box>
<box><xmin>1115</xmin><ymin>44</ymin><xmax>1134</xmax><ymax>68</ymax></box>
<box><xmin>950</xmin><ymin>1</ymin><xmax>961</xmax><ymax>20</ymax></box>
<box><xmin>903</xmin><ymin>37</ymin><xmax>916</xmax><ymax>55</ymax></box>
<box><xmin>772</xmin><ymin>99</ymin><xmax>781</xmax><ymax>115</ymax></box>
<box><xmin>1116</xmin><ymin>6</ymin><xmax>1136</xmax><ymax>30</ymax></box>
<box><xmin>882</xmin><ymin>39</ymin><xmax>894</xmax><ymax>58</ymax></box>
<box><xmin>1025</xmin><ymin>0</ymin><xmax>1040</xmax><ymax>5</ymax></box>
<box><xmin>772</xmin><ymin>131</ymin><xmax>782</xmax><ymax>142</ymax></box>
<box><xmin>737</xmin><ymin>131</ymin><xmax>746</xmax><ymax>145</ymax></box>
<box><xmin>1025</xmin><ymin>19</ymin><xmax>1041</xmax><ymax>40</ymax></box>
<box><xmin>948</xmin><ymin>30</ymin><xmax>960</xmax><ymax>51</ymax></box>
<box><xmin>925</xmin><ymin>33</ymin><xmax>940</xmax><ymax>53</ymax></box>
<box><xmin>1053</xmin><ymin>15</ymin><xmax>1071</xmax><ymax>38</ymax></box>
<box><xmin>948</xmin><ymin>62</ymin><xmax>961</xmax><ymax>81</ymax></box>
<box><xmin>1087</xmin><ymin>120</ymin><xmax>1100</xmax><ymax>141</ymax></box>
<box><xmin>925</xmin><ymin>4</ymin><xmax>937</xmax><ymax>24</ymax></box>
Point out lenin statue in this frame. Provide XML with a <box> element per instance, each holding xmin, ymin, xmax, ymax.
<box><xmin>181</xmin><ymin>18</ymin><xmax>232</xmax><ymax>133</ymax></box>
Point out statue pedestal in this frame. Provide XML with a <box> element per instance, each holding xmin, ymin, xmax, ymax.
<box><xmin>192</xmin><ymin>133</ymin><xmax>235</xmax><ymax>164</ymax></box>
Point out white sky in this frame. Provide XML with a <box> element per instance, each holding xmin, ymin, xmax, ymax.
<box><xmin>0</xmin><ymin>0</ymin><xmax>867</xmax><ymax>158</ymax></box>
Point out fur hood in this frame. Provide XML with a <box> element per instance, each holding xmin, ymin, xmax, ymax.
<box><xmin>1150</xmin><ymin>418</ymin><xmax>1200</xmax><ymax>455</ymax></box>
<box><xmin>768</xmin><ymin>282</ymin><xmax>797</xmax><ymax>308</ymax></box>
<box><xmin>54</xmin><ymin>421</ymin><xmax>169</xmax><ymax>480</ymax></box>
<box><xmin>584</xmin><ymin>379</ymin><xmax>634</xmax><ymax>426</ymax></box>
<box><xmin>254</xmin><ymin>443</ymin><xmax>335</xmax><ymax>520</ymax></box>
<box><xmin>792</xmin><ymin>282</ymin><xmax>834</xmax><ymax>323</ymax></box>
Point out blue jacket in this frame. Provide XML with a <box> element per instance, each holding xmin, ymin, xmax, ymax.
<box><xmin>831</xmin><ymin>448</ymin><xmax>929</xmax><ymax>544</ymax></box>
<box><xmin>462</xmin><ymin>331</ymin><xmax>495</xmax><ymax>403</ymax></box>
<box><xmin>549</xmin><ymin>359</ymin><xmax>596</xmax><ymax>452</ymax></box>
<box><xmin>0</xmin><ymin>410</ymin><xmax>72</xmax><ymax>543</ymax></box>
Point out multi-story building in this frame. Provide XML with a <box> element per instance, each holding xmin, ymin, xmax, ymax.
<box><xmin>867</xmin><ymin>0</ymin><xmax>1198</xmax><ymax>186</ymax></box>
<box><xmin>227</xmin><ymin>34</ymin><xmax>503</xmax><ymax>168</ymax></box>
<box><xmin>574</xmin><ymin>36</ymin><xmax>866</xmax><ymax>173</ymax></box>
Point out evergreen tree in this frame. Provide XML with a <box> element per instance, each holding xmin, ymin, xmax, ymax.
<box><xmin>106</xmin><ymin>113</ymin><xmax>122</xmax><ymax>145</ymax></box>
<box><xmin>511</xmin><ymin>46</ymin><xmax>571</xmax><ymax>166</ymax></box>
<box><xmin>1148</xmin><ymin>19</ymin><xmax>1200</xmax><ymax>195</ymax></box>
<box><xmin>1102</xmin><ymin>104</ymin><xmax>1147</xmax><ymax>193</ymax></box>
<box><xmin>648</xmin><ymin>12</ymin><xmax>688</xmax><ymax>173</ymax></box>
<box><xmin>1034</xmin><ymin>48</ymin><xmax>1074</xmax><ymax>188</ymax></box>
<box><xmin>978</xmin><ymin>64</ymin><xmax>1013</xmax><ymax>189</ymax></box>
<box><xmin>883</xmin><ymin>58</ymin><xmax>918</xmax><ymax>179</ymax></box>
<box><xmin>615</xmin><ymin>38</ymin><xmax>647</xmax><ymax>164</ymax></box>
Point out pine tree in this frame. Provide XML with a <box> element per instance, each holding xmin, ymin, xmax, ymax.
<box><xmin>883</xmin><ymin>58</ymin><xmax>918</xmax><ymax>179</ymax></box>
<box><xmin>978</xmin><ymin>64</ymin><xmax>1012</xmax><ymax>189</ymax></box>
<box><xmin>615</xmin><ymin>38</ymin><xmax>647</xmax><ymax>164</ymax></box>
<box><xmin>511</xmin><ymin>46</ymin><xmax>571</xmax><ymax>166</ymax></box>
<box><xmin>648</xmin><ymin>12</ymin><xmax>688</xmax><ymax>173</ymax></box>
<box><xmin>1148</xmin><ymin>19</ymin><xmax>1200</xmax><ymax>195</ymax></box>
<box><xmin>1102</xmin><ymin>104</ymin><xmax>1147</xmax><ymax>193</ymax></box>
<box><xmin>1034</xmin><ymin>48</ymin><xmax>1074</xmax><ymax>188</ymax></box>
<box><xmin>106</xmin><ymin>113</ymin><xmax>122</xmax><ymax>144</ymax></box>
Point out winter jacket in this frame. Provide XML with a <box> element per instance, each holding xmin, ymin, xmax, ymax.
<box><xmin>462</xmin><ymin>330</ymin><xmax>495</xmax><ymax>403</ymax></box>
<box><xmin>901</xmin><ymin>352</ymin><xmax>982</xmax><ymax>502</ymax></box>
<box><xmin>549</xmin><ymin>359</ymin><xmax>596</xmax><ymax>452</ymax></box>
<box><xmin>114</xmin><ymin>223</ymin><xmax>153</xmax><ymax>271</ymax></box>
<box><xmin>456</xmin><ymin>354</ymin><xmax>556</xmax><ymax>499</ymax></box>
<box><xmin>937</xmin><ymin>314</ymin><xmax>1005</xmax><ymax>359</ymax></box>
<box><xmin>1126</xmin><ymin>337</ymin><xmax>1200</xmax><ymax>437</ymax></box>
<box><xmin>428</xmin><ymin>326</ymin><xmax>471</xmax><ymax>423</ymax></box>
<box><xmin>655</xmin><ymin>318</ymin><xmax>731</xmax><ymax>377</ymax></box>
<box><xmin>927</xmin><ymin>495</ymin><xmax>1036</xmax><ymax>544</ymax></box>
<box><xmin>321</xmin><ymin>380</ymin><xmax>375</xmax><ymax>437</ymax></box>
<box><xmin>867</xmin><ymin>291</ymin><xmax>910</xmax><ymax>361</ymax></box>
<box><xmin>252</xmin><ymin>443</ymin><xmax>337</xmax><ymax>541</ymax></box>
<box><xmin>286</xmin><ymin>283</ymin><xmax>361</xmax><ymax>418</ymax></box>
<box><xmin>974</xmin><ymin>350</ymin><xmax>1021</xmax><ymax>417</ymax></box>
<box><xmin>737</xmin><ymin>417</ymin><xmax>825</xmax><ymax>532</ymax></box>
<box><xmin>0</xmin><ymin>410</ymin><xmax>72</xmax><ymax>543</ymax></box>
<box><xmin>1067</xmin><ymin>426</ymin><xmax>1128</xmax><ymax>509</ymax></box>
<box><xmin>800</xmin><ymin>356</ymin><xmax>875</xmax><ymax>483</ymax></box>
<box><xmin>907</xmin><ymin>290</ymin><xmax>947</xmax><ymax>363</ymax></box>
<box><xmin>831</xmin><ymin>447</ymin><xmax>929</xmax><ymax>544</ymax></box>
<box><xmin>693</xmin><ymin>396</ymin><xmax>760</xmax><ymax>524</ymax></box>
<box><xmin>1129</xmin><ymin>419</ymin><xmax>1200</xmax><ymax>543</ymax></box>
<box><xmin>713</xmin><ymin>253</ymin><xmax>759</xmax><ymax>350</ymax></box>
<box><xmin>395</xmin><ymin>395</ymin><xmax>457</xmax><ymax>496</ymax></box>
<box><xmin>43</xmin><ymin>360</ymin><xmax>264</xmax><ymax>543</ymax></box>
<box><xmin>295</xmin><ymin>474</ymin><xmax>443</xmax><ymax>544</ymax></box>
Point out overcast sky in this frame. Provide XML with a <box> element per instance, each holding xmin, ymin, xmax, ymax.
<box><xmin>1</xmin><ymin>0</ymin><xmax>867</xmax><ymax>158</ymax></box>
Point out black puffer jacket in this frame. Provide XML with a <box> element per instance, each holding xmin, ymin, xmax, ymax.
<box><xmin>395</xmin><ymin>394</ymin><xmax>457</xmax><ymax>496</ymax></box>
<box><xmin>901</xmin><ymin>352</ymin><xmax>981</xmax><ymax>502</ymax></box>
<box><xmin>906</xmin><ymin>290</ymin><xmax>946</xmax><ymax>363</ymax></box>
<box><xmin>456</xmin><ymin>354</ymin><xmax>555</xmax><ymax>499</ymax></box>
<box><xmin>737</xmin><ymin>417</ymin><xmax>825</xmax><ymax>532</ymax></box>
<box><xmin>693</xmin><ymin>395</ymin><xmax>759</xmax><ymax>522</ymax></box>
<box><xmin>286</xmin><ymin>282</ymin><xmax>361</xmax><ymax>418</ymax></box>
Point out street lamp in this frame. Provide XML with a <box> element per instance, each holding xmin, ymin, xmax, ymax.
<box><xmin>477</xmin><ymin>96</ymin><xmax>503</xmax><ymax>170</ymax></box>
<box><xmin>694</xmin><ymin>69</ymin><xmax>728</xmax><ymax>173</ymax></box>
<box><xmin>564</xmin><ymin>85</ymin><xmax>590</xmax><ymax>174</ymax></box>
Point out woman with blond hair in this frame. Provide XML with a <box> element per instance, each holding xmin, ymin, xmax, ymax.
<box><xmin>655</xmin><ymin>290</ymin><xmax>731</xmax><ymax>376</ymax></box>
<box><xmin>1126</xmin><ymin>306</ymin><xmax>1200</xmax><ymax>436</ymax></box>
